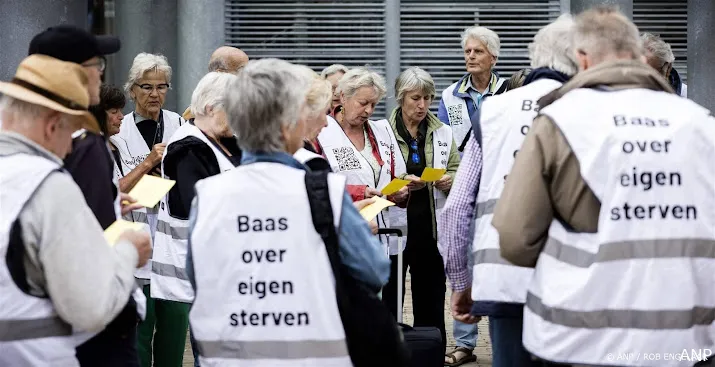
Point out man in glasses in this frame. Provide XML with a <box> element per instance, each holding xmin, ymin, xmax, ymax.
<box><xmin>29</xmin><ymin>25</ymin><xmax>146</xmax><ymax>367</ymax></box>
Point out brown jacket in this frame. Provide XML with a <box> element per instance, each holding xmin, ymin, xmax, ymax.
<box><xmin>492</xmin><ymin>60</ymin><xmax>674</xmax><ymax>267</ymax></box>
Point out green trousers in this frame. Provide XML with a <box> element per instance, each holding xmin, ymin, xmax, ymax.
<box><xmin>137</xmin><ymin>284</ymin><xmax>190</xmax><ymax>367</ymax></box>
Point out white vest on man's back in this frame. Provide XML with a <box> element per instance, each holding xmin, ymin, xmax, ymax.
<box><xmin>190</xmin><ymin>162</ymin><xmax>351</xmax><ymax>366</ymax></box>
<box><xmin>0</xmin><ymin>154</ymin><xmax>84</xmax><ymax>366</ymax></box>
<box><xmin>524</xmin><ymin>88</ymin><xmax>715</xmax><ymax>366</ymax></box>
<box><xmin>471</xmin><ymin>78</ymin><xmax>562</xmax><ymax>304</ymax></box>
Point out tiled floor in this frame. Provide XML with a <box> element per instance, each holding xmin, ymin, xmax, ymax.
<box><xmin>182</xmin><ymin>274</ymin><xmax>492</xmax><ymax>366</ymax></box>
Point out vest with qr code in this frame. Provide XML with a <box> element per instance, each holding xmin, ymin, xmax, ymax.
<box><xmin>317</xmin><ymin>116</ymin><xmax>407</xmax><ymax>253</ymax></box>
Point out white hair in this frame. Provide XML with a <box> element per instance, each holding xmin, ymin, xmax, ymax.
<box><xmin>295</xmin><ymin>65</ymin><xmax>332</xmax><ymax>117</ymax></box>
<box><xmin>461</xmin><ymin>26</ymin><xmax>501</xmax><ymax>58</ymax></box>
<box><xmin>529</xmin><ymin>14</ymin><xmax>578</xmax><ymax>76</ymax></box>
<box><xmin>572</xmin><ymin>6</ymin><xmax>643</xmax><ymax>64</ymax></box>
<box><xmin>190</xmin><ymin>72</ymin><xmax>237</xmax><ymax>118</ymax></box>
<box><xmin>320</xmin><ymin>64</ymin><xmax>349</xmax><ymax>79</ymax></box>
<box><xmin>641</xmin><ymin>33</ymin><xmax>675</xmax><ymax>66</ymax></box>
<box><xmin>226</xmin><ymin>59</ymin><xmax>312</xmax><ymax>152</ymax></box>
<box><xmin>395</xmin><ymin>67</ymin><xmax>436</xmax><ymax>106</ymax></box>
<box><xmin>124</xmin><ymin>53</ymin><xmax>173</xmax><ymax>98</ymax></box>
<box><xmin>0</xmin><ymin>96</ymin><xmax>70</xmax><ymax>130</ymax></box>
<box><xmin>336</xmin><ymin>67</ymin><xmax>387</xmax><ymax>101</ymax></box>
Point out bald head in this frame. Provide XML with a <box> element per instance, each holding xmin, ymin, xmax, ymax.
<box><xmin>208</xmin><ymin>46</ymin><xmax>249</xmax><ymax>74</ymax></box>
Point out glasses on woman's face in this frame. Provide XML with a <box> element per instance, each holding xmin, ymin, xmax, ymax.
<box><xmin>82</xmin><ymin>57</ymin><xmax>106</xmax><ymax>72</ymax></box>
<box><xmin>134</xmin><ymin>83</ymin><xmax>170</xmax><ymax>93</ymax></box>
<box><xmin>409</xmin><ymin>139</ymin><xmax>421</xmax><ymax>164</ymax></box>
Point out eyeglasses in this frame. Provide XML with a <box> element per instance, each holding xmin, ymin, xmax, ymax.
<box><xmin>82</xmin><ymin>57</ymin><xmax>106</xmax><ymax>72</ymax></box>
<box><xmin>134</xmin><ymin>83</ymin><xmax>170</xmax><ymax>93</ymax></box>
<box><xmin>409</xmin><ymin>139</ymin><xmax>421</xmax><ymax>164</ymax></box>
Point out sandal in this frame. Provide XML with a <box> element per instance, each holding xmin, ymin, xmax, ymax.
<box><xmin>445</xmin><ymin>346</ymin><xmax>476</xmax><ymax>366</ymax></box>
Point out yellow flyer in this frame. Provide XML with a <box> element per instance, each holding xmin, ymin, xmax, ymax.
<box><xmin>104</xmin><ymin>220</ymin><xmax>144</xmax><ymax>246</ymax></box>
<box><xmin>421</xmin><ymin>168</ymin><xmax>446</xmax><ymax>182</ymax></box>
<box><xmin>127</xmin><ymin>175</ymin><xmax>176</xmax><ymax>208</ymax></box>
<box><xmin>380</xmin><ymin>178</ymin><xmax>410</xmax><ymax>196</ymax></box>
<box><xmin>359</xmin><ymin>197</ymin><xmax>396</xmax><ymax>221</ymax></box>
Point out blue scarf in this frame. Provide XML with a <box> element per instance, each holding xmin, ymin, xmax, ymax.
<box><xmin>523</xmin><ymin>67</ymin><xmax>570</xmax><ymax>86</ymax></box>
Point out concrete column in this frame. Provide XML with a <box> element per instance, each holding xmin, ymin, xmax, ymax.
<box><xmin>113</xmin><ymin>0</ymin><xmax>178</xmax><ymax>113</ymax></box>
<box><xmin>568</xmin><ymin>0</ymin><xmax>633</xmax><ymax>18</ymax></box>
<box><xmin>177</xmin><ymin>0</ymin><xmax>225</xmax><ymax>112</ymax></box>
<box><xmin>688</xmin><ymin>0</ymin><xmax>714</xmax><ymax>112</ymax></box>
<box><xmin>384</xmin><ymin>0</ymin><xmax>401</xmax><ymax>116</ymax></box>
<box><xmin>0</xmin><ymin>0</ymin><xmax>87</xmax><ymax>81</ymax></box>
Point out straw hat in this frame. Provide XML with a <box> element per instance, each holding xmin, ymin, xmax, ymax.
<box><xmin>0</xmin><ymin>54</ymin><xmax>99</xmax><ymax>133</ymax></box>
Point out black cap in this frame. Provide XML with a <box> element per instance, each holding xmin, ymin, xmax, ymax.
<box><xmin>28</xmin><ymin>25</ymin><xmax>121</xmax><ymax>64</ymax></box>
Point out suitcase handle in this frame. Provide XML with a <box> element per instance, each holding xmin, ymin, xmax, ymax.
<box><xmin>377</xmin><ymin>228</ymin><xmax>403</xmax><ymax>237</ymax></box>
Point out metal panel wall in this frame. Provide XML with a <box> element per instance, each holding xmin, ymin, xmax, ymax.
<box><xmin>400</xmin><ymin>1</ymin><xmax>561</xmax><ymax>112</ymax></box>
<box><xmin>225</xmin><ymin>0</ymin><xmax>388</xmax><ymax>117</ymax></box>
<box><xmin>633</xmin><ymin>0</ymin><xmax>688</xmax><ymax>83</ymax></box>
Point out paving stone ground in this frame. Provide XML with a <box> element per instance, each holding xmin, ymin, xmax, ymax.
<box><xmin>182</xmin><ymin>273</ymin><xmax>492</xmax><ymax>366</ymax></box>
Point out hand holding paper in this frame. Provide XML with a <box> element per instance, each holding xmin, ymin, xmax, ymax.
<box><xmin>104</xmin><ymin>220</ymin><xmax>145</xmax><ymax>246</ymax></box>
<box><xmin>359</xmin><ymin>196</ymin><xmax>395</xmax><ymax>221</ymax></box>
<box><xmin>126</xmin><ymin>175</ymin><xmax>176</xmax><ymax>208</ymax></box>
<box><xmin>420</xmin><ymin>167</ymin><xmax>447</xmax><ymax>182</ymax></box>
<box><xmin>380</xmin><ymin>178</ymin><xmax>410</xmax><ymax>196</ymax></box>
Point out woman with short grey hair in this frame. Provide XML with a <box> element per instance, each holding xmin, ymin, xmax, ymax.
<box><xmin>112</xmin><ymin>51</ymin><xmax>186</xmax><ymax>367</ymax></box>
<box><xmin>186</xmin><ymin>58</ymin><xmax>393</xmax><ymax>366</ymax></box>
<box><xmin>317</xmin><ymin>67</ymin><xmax>410</xmax><ymax>250</ymax></box>
<box><xmin>321</xmin><ymin>64</ymin><xmax>349</xmax><ymax>115</ymax></box>
<box><xmin>385</xmin><ymin>66</ymin><xmax>460</xmax><ymax>353</ymax></box>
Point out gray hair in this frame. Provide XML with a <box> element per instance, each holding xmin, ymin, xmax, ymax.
<box><xmin>124</xmin><ymin>53</ymin><xmax>173</xmax><ymax>98</ymax></box>
<box><xmin>208</xmin><ymin>58</ymin><xmax>229</xmax><ymax>73</ymax></box>
<box><xmin>295</xmin><ymin>65</ymin><xmax>332</xmax><ymax>117</ymax></box>
<box><xmin>641</xmin><ymin>32</ymin><xmax>675</xmax><ymax>67</ymax></box>
<box><xmin>336</xmin><ymin>67</ymin><xmax>387</xmax><ymax>101</ymax></box>
<box><xmin>395</xmin><ymin>67</ymin><xmax>436</xmax><ymax>106</ymax></box>
<box><xmin>572</xmin><ymin>6</ymin><xmax>643</xmax><ymax>64</ymax></box>
<box><xmin>190</xmin><ymin>72</ymin><xmax>237</xmax><ymax>118</ymax></box>
<box><xmin>461</xmin><ymin>26</ymin><xmax>501</xmax><ymax>58</ymax></box>
<box><xmin>529</xmin><ymin>14</ymin><xmax>578</xmax><ymax>76</ymax></box>
<box><xmin>226</xmin><ymin>59</ymin><xmax>312</xmax><ymax>152</ymax></box>
<box><xmin>320</xmin><ymin>64</ymin><xmax>349</xmax><ymax>79</ymax></box>
<box><xmin>0</xmin><ymin>96</ymin><xmax>71</xmax><ymax>129</ymax></box>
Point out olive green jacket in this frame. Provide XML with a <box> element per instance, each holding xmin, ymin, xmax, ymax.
<box><xmin>389</xmin><ymin>108</ymin><xmax>461</xmax><ymax>239</ymax></box>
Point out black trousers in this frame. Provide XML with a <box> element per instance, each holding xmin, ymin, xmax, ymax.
<box><xmin>381</xmin><ymin>233</ymin><xmax>447</xmax><ymax>350</ymax></box>
<box><xmin>75</xmin><ymin>300</ymin><xmax>140</xmax><ymax>367</ymax></box>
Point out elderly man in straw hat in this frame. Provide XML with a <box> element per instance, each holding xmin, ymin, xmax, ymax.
<box><xmin>0</xmin><ymin>54</ymin><xmax>151</xmax><ymax>366</ymax></box>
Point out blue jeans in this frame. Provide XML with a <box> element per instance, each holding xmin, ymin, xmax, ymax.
<box><xmin>453</xmin><ymin>319</ymin><xmax>478</xmax><ymax>349</ymax></box>
<box><xmin>488</xmin><ymin>314</ymin><xmax>538</xmax><ymax>367</ymax></box>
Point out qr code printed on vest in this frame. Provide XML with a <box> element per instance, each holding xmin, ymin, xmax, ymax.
<box><xmin>332</xmin><ymin>147</ymin><xmax>362</xmax><ymax>171</ymax></box>
<box><xmin>447</xmin><ymin>105</ymin><xmax>464</xmax><ymax>126</ymax></box>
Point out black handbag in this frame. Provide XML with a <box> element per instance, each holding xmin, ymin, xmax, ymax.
<box><xmin>305</xmin><ymin>170</ymin><xmax>410</xmax><ymax>367</ymax></box>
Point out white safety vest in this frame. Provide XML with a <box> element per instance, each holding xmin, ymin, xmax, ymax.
<box><xmin>471</xmin><ymin>78</ymin><xmax>562</xmax><ymax>304</ymax></box>
<box><xmin>317</xmin><ymin>116</ymin><xmax>407</xmax><ymax>254</ymax></box>
<box><xmin>151</xmin><ymin>124</ymin><xmax>235</xmax><ymax>303</ymax></box>
<box><xmin>109</xmin><ymin>109</ymin><xmax>183</xmax><ymax>279</ymax></box>
<box><xmin>388</xmin><ymin>123</ymin><xmax>453</xmax><ymax>250</ymax></box>
<box><xmin>440</xmin><ymin>75</ymin><xmax>506</xmax><ymax>148</ymax></box>
<box><xmin>523</xmin><ymin>88</ymin><xmax>715</xmax><ymax>366</ymax></box>
<box><xmin>190</xmin><ymin>163</ymin><xmax>351</xmax><ymax>367</ymax></box>
<box><xmin>0</xmin><ymin>154</ymin><xmax>85</xmax><ymax>366</ymax></box>
<box><xmin>294</xmin><ymin>147</ymin><xmax>325</xmax><ymax>166</ymax></box>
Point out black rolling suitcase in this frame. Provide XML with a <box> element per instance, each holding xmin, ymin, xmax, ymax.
<box><xmin>379</xmin><ymin>228</ymin><xmax>444</xmax><ymax>367</ymax></box>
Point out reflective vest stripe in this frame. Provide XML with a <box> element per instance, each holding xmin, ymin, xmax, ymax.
<box><xmin>196</xmin><ymin>339</ymin><xmax>349</xmax><ymax>359</ymax></box>
<box><xmin>151</xmin><ymin>262</ymin><xmax>190</xmax><ymax>281</ymax></box>
<box><xmin>0</xmin><ymin>316</ymin><xmax>72</xmax><ymax>342</ymax></box>
<box><xmin>474</xmin><ymin>198</ymin><xmax>497</xmax><ymax>219</ymax></box>
<box><xmin>155</xmin><ymin>219</ymin><xmax>189</xmax><ymax>240</ymax></box>
<box><xmin>526</xmin><ymin>292</ymin><xmax>715</xmax><ymax>329</ymax></box>
<box><xmin>473</xmin><ymin>248</ymin><xmax>512</xmax><ymax>266</ymax></box>
<box><xmin>543</xmin><ymin>237</ymin><xmax>715</xmax><ymax>268</ymax></box>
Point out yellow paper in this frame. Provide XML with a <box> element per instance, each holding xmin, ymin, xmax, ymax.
<box><xmin>104</xmin><ymin>220</ymin><xmax>144</xmax><ymax>246</ymax></box>
<box><xmin>359</xmin><ymin>197</ymin><xmax>395</xmax><ymax>221</ymax></box>
<box><xmin>127</xmin><ymin>175</ymin><xmax>176</xmax><ymax>208</ymax></box>
<box><xmin>380</xmin><ymin>178</ymin><xmax>410</xmax><ymax>196</ymax></box>
<box><xmin>421</xmin><ymin>168</ymin><xmax>446</xmax><ymax>182</ymax></box>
